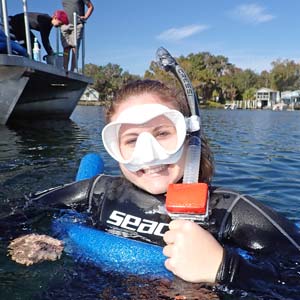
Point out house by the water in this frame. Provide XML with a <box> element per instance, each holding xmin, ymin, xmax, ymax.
<box><xmin>225</xmin><ymin>88</ymin><xmax>300</xmax><ymax>110</ymax></box>
<box><xmin>80</xmin><ymin>86</ymin><xmax>99</xmax><ymax>102</ymax></box>
<box><xmin>281</xmin><ymin>90</ymin><xmax>300</xmax><ymax>109</ymax></box>
<box><xmin>255</xmin><ymin>88</ymin><xmax>278</xmax><ymax>109</ymax></box>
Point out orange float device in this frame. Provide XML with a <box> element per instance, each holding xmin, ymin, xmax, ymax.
<box><xmin>166</xmin><ymin>182</ymin><xmax>209</xmax><ymax>214</ymax></box>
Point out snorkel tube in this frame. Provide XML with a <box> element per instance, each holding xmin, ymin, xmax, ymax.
<box><xmin>156</xmin><ymin>47</ymin><xmax>209</xmax><ymax>223</ymax></box>
<box><xmin>156</xmin><ymin>47</ymin><xmax>201</xmax><ymax>183</ymax></box>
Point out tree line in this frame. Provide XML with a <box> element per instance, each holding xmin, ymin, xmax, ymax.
<box><xmin>84</xmin><ymin>52</ymin><xmax>300</xmax><ymax>104</ymax></box>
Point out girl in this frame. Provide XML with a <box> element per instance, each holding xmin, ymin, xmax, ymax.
<box><xmin>100</xmin><ymin>79</ymin><xmax>300</xmax><ymax>288</ymax></box>
<box><xmin>102</xmin><ymin>79</ymin><xmax>223</xmax><ymax>283</ymax></box>
<box><xmin>3</xmin><ymin>79</ymin><xmax>300</xmax><ymax>298</ymax></box>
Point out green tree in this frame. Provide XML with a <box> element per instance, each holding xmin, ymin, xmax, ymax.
<box><xmin>269</xmin><ymin>59</ymin><xmax>300</xmax><ymax>91</ymax></box>
<box><xmin>233</xmin><ymin>69</ymin><xmax>260</xmax><ymax>97</ymax></box>
<box><xmin>85</xmin><ymin>63</ymin><xmax>140</xmax><ymax>101</ymax></box>
<box><xmin>243</xmin><ymin>87</ymin><xmax>256</xmax><ymax>100</ymax></box>
<box><xmin>258</xmin><ymin>70</ymin><xmax>271</xmax><ymax>88</ymax></box>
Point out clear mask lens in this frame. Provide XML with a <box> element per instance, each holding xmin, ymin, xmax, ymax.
<box><xmin>118</xmin><ymin>115</ymin><xmax>179</xmax><ymax>161</ymax></box>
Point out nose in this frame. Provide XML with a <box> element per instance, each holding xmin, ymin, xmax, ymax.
<box><xmin>133</xmin><ymin>132</ymin><xmax>167</xmax><ymax>164</ymax></box>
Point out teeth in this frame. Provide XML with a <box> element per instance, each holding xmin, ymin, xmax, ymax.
<box><xmin>142</xmin><ymin>165</ymin><xmax>167</xmax><ymax>174</ymax></box>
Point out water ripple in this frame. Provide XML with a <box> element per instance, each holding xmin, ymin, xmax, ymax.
<box><xmin>1</xmin><ymin>107</ymin><xmax>300</xmax><ymax>299</ymax></box>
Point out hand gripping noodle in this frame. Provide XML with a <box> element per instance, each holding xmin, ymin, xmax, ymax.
<box><xmin>102</xmin><ymin>104</ymin><xmax>187</xmax><ymax>172</ymax></box>
<box><xmin>156</xmin><ymin>47</ymin><xmax>209</xmax><ymax>223</ymax></box>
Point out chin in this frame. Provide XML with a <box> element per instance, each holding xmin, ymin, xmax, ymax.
<box><xmin>128</xmin><ymin>176</ymin><xmax>171</xmax><ymax>195</ymax></box>
<box><xmin>144</xmin><ymin>186</ymin><xmax>167</xmax><ymax>195</ymax></box>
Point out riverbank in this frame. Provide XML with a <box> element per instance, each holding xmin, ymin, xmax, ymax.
<box><xmin>78</xmin><ymin>100</ymin><xmax>225</xmax><ymax>109</ymax></box>
<box><xmin>78</xmin><ymin>100</ymin><xmax>105</xmax><ymax>106</ymax></box>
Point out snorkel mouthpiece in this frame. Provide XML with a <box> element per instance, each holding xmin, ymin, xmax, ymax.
<box><xmin>156</xmin><ymin>47</ymin><xmax>177</xmax><ymax>72</ymax></box>
<box><xmin>156</xmin><ymin>47</ymin><xmax>209</xmax><ymax>223</ymax></box>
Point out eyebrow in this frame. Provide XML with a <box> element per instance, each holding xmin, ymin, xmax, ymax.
<box><xmin>153</xmin><ymin>124</ymin><xmax>175</xmax><ymax>131</ymax></box>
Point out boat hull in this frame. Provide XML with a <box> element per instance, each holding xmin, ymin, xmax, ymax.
<box><xmin>0</xmin><ymin>54</ymin><xmax>93</xmax><ymax>124</ymax></box>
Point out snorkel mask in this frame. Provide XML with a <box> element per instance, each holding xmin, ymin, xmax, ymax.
<box><xmin>102</xmin><ymin>104</ymin><xmax>189</xmax><ymax>172</ymax></box>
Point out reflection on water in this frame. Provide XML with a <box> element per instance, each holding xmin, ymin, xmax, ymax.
<box><xmin>205</xmin><ymin>110</ymin><xmax>300</xmax><ymax>221</ymax></box>
<box><xmin>0</xmin><ymin>107</ymin><xmax>300</xmax><ymax>299</ymax></box>
<box><xmin>1</xmin><ymin>120</ymin><xmax>82</xmax><ymax>190</ymax></box>
<box><xmin>0</xmin><ymin>106</ymin><xmax>117</xmax><ymax>199</ymax></box>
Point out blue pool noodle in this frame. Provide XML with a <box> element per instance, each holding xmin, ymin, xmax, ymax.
<box><xmin>53</xmin><ymin>153</ymin><xmax>171</xmax><ymax>278</ymax></box>
<box><xmin>53</xmin><ymin>213</ymin><xmax>171</xmax><ymax>278</ymax></box>
<box><xmin>75</xmin><ymin>153</ymin><xmax>104</xmax><ymax>181</ymax></box>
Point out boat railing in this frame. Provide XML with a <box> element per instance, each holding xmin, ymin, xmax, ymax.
<box><xmin>72</xmin><ymin>12</ymin><xmax>86</xmax><ymax>73</ymax></box>
<box><xmin>0</xmin><ymin>0</ymin><xmax>86</xmax><ymax>73</ymax></box>
<box><xmin>0</xmin><ymin>0</ymin><xmax>12</xmax><ymax>55</ymax></box>
<box><xmin>22</xmin><ymin>0</ymin><xmax>32</xmax><ymax>58</ymax></box>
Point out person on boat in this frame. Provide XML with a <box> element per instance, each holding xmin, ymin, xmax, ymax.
<box><xmin>0</xmin><ymin>29</ymin><xmax>27</xmax><ymax>56</ymax></box>
<box><xmin>60</xmin><ymin>0</ymin><xmax>94</xmax><ymax>71</ymax></box>
<box><xmin>2</xmin><ymin>80</ymin><xmax>300</xmax><ymax>298</ymax></box>
<box><xmin>9</xmin><ymin>10</ymin><xmax>69</xmax><ymax>56</ymax></box>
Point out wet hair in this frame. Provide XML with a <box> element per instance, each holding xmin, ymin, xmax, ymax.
<box><xmin>105</xmin><ymin>79</ymin><xmax>214</xmax><ymax>183</ymax></box>
<box><xmin>105</xmin><ymin>79</ymin><xmax>189</xmax><ymax>121</ymax></box>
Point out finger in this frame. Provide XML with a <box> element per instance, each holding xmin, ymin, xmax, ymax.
<box><xmin>162</xmin><ymin>244</ymin><xmax>173</xmax><ymax>257</ymax></box>
<box><xmin>164</xmin><ymin>257</ymin><xmax>176</xmax><ymax>273</ymax></box>
<box><xmin>169</xmin><ymin>219</ymin><xmax>190</xmax><ymax>230</ymax></box>
<box><xmin>163</xmin><ymin>230</ymin><xmax>176</xmax><ymax>244</ymax></box>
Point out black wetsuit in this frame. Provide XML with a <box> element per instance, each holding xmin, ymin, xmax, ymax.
<box><xmin>9</xmin><ymin>13</ymin><xmax>54</xmax><ymax>55</ymax></box>
<box><xmin>2</xmin><ymin>175</ymin><xmax>300</xmax><ymax>296</ymax></box>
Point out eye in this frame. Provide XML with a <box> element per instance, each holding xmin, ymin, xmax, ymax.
<box><xmin>156</xmin><ymin>130</ymin><xmax>172</xmax><ymax>138</ymax></box>
<box><xmin>122</xmin><ymin>137</ymin><xmax>137</xmax><ymax>147</ymax></box>
<box><xmin>154</xmin><ymin>125</ymin><xmax>176</xmax><ymax>140</ymax></box>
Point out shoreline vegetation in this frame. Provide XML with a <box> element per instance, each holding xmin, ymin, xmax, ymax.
<box><xmin>82</xmin><ymin>52</ymin><xmax>300</xmax><ymax>108</ymax></box>
<box><xmin>78</xmin><ymin>100</ymin><xmax>225</xmax><ymax>109</ymax></box>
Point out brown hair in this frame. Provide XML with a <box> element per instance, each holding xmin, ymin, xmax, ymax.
<box><xmin>105</xmin><ymin>79</ymin><xmax>214</xmax><ymax>183</ymax></box>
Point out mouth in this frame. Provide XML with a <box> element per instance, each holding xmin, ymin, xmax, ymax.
<box><xmin>139</xmin><ymin>165</ymin><xmax>168</xmax><ymax>175</ymax></box>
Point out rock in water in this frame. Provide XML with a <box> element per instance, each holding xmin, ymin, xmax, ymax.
<box><xmin>7</xmin><ymin>233</ymin><xmax>64</xmax><ymax>266</ymax></box>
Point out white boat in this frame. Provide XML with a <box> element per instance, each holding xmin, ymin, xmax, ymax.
<box><xmin>0</xmin><ymin>0</ymin><xmax>92</xmax><ymax>125</ymax></box>
<box><xmin>272</xmin><ymin>103</ymin><xmax>288</xmax><ymax>111</ymax></box>
<box><xmin>224</xmin><ymin>103</ymin><xmax>237</xmax><ymax>110</ymax></box>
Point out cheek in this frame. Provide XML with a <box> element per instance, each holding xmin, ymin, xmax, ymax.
<box><xmin>119</xmin><ymin>164</ymin><xmax>135</xmax><ymax>182</ymax></box>
<box><xmin>175</xmin><ymin>146</ymin><xmax>187</xmax><ymax>175</ymax></box>
<box><xmin>119</xmin><ymin>143</ymin><xmax>134</xmax><ymax>160</ymax></box>
<box><xmin>172</xmin><ymin>158</ymin><xmax>185</xmax><ymax>183</ymax></box>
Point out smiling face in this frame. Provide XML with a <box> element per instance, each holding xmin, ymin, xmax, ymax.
<box><xmin>110</xmin><ymin>93</ymin><xmax>187</xmax><ymax>194</ymax></box>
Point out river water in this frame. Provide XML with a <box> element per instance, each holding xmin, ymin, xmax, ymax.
<box><xmin>0</xmin><ymin>106</ymin><xmax>300</xmax><ymax>299</ymax></box>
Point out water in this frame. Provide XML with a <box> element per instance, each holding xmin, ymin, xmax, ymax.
<box><xmin>206</xmin><ymin>109</ymin><xmax>300</xmax><ymax>221</ymax></box>
<box><xmin>1</xmin><ymin>106</ymin><xmax>300</xmax><ymax>299</ymax></box>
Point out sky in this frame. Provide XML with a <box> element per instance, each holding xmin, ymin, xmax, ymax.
<box><xmin>7</xmin><ymin>1</ymin><xmax>300</xmax><ymax>75</ymax></box>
